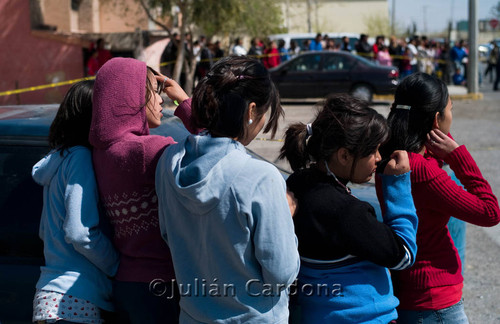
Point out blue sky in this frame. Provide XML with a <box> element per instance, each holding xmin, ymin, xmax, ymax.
<box><xmin>392</xmin><ymin>0</ymin><xmax>499</xmax><ymax>33</ymax></box>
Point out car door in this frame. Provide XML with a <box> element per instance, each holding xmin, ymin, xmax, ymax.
<box><xmin>0</xmin><ymin>141</ymin><xmax>48</xmax><ymax>323</ymax></box>
<box><xmin>320</xmin><ymin>53</ymin><xmax>355</xmax><ymax>96</ymax></box>
<box><xmin>274</xmin><ymin>53</ymin><xmax>323</xmax><ymax>98</ymax></box>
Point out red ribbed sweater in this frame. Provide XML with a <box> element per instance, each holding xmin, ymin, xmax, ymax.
<box><xmin>381</xmin><ymin>145</ymin><xmax>500</xmax><ymax>309</ymax></box>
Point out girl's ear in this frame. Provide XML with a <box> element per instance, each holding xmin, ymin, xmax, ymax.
<box><xmin>247</xmin><ymin>102</ymin><xmax>257</xmax><ymax>122</ymax></box>
<box><xmin>336</xmin><ymin>147</ymin><xmax>352</xmax><ymax>167</ymax></box>
<box><xmin>432</xmin><ymin>111</ymin><xmax>440</xmax><ymax>129</ymax></box>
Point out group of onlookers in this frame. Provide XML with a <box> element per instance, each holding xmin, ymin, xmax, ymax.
<box><xmin>224</xmin><ymin>33</ymin><xmax>497</xmax><ymax>88</ymax></box>
<box><xmin>33</xmin><ymin>52</ymin><xmax>500</xmax><ymax>323</ymax></box>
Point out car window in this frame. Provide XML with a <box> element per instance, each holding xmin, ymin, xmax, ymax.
<box><xmin>291</xmin><ymin>38</ymin><xmax>313</xmax><ymax>50</ymax></box>
<box><xmin>323</xmin><ymin>54</ymin><xmax>354</xmax><ymax>71</ymax></box>
<box><xmin>287</xmin><ymin>54</ymin><xmax>322</xmax><ymax>72</ymax></box>
<box><xmin>0</xmin><ymin>144</ymin><xmax>48</xmax><ymax>260</ymax></box>
<box><xmin>355</xmin><ymin>54</ymin><xmax>377</xmax><ymax>67</ymax></box>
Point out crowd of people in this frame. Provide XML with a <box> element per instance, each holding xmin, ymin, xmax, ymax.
<box><xmin>35</xmin><ymin>43</ymin><xmax>500</xmax><ymax>323</ymax></box>
<box><xmin>87</xmin><ymin>32</ymin><xmax>500</xmax><ymax>92</ymax></box>
<box><xmin>152</xmin><ymin>32</ymin><xmax>500</xmax><ymax>91</ymax></box>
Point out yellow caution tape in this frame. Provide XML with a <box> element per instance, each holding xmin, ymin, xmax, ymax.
<box><xmin>0</xmin><ymin>76</ymin><xmax>95</xmax><ymax>97</ymax></box>
<box><xmin>254</xmin><ymin>137</ymin><xmax>284</xmax><ymax>142</ymax></box>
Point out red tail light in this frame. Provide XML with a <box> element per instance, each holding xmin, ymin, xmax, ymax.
<box><xmin>389</xmin><ymin>69</ymin><xmax>399</xmax><ymax>79</ymax></box>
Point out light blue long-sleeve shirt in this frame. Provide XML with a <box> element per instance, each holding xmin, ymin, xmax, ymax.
<box><xmin>156</xmin><ymin>134</ymin><xmax>300</xmax><ymax>323</ymax></box>
<box><xmin>32</xmin><ymin>146</ymin><xmax>119</xmax><ymax>311</ymax></box>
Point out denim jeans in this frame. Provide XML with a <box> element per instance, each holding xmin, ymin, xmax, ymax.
<box><xmin>397</xmin><ymin>300</ymin><xmax>469</xmax><ymax>324</ymax></box>
<box><xmin>112</xmin><ymin>280</ymin><xmax>180</xmax><ymax>324</ymax></box>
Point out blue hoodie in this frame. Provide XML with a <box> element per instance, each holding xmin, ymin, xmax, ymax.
<box><xmin>32</xmin><ymin>146</ymin><xmax>119</xmax><ymax>311</ymax></box>
<box><xmin>156</xmin><ymin>134</ymin><xmax>300</xmax><ymax>324</ymax></box>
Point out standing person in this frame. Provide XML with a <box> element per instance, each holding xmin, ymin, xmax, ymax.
<box><xmin>494</xmin><ymin>48</ymin><xmax>500</xmax><ymax>90</ymax></box>
<box><xmin>309</xmin><ymin>33</ymin><xmax>323</xmax><ymax>51</ymax></box>
<box><xmin>355</xmin><ymin>33</ymin><xmax>372</xmax><ymax>59</ymax></box>
<box><xmin>279</xmin><ymin>95</ymin><xmax>418</xmax><ymax>324</ymax></box>
<box><xmin>96</xmin><ymin>38</ymin><xmax>113</xmax><ymax>69</ymax></box>
<box><xmin>485</xmin><ymin>41</ymin><xmax>499</xmax><ymax>83</ymax></box>
<box><xmin>288</xmin><ymin>40</ymin><xmax>301</xmax><ymax>59</ymax></box>
<box><xmin>160</xmin><ymin>33</ymin><xmax>180</xmax><ymax>77</ymax></box>
<box><xmin>263</xmin><ymin>40</ymin><xmax>281</xmax><ymax>69</ymax></box>
<box><xmin>232</xmin><ymin>38</ymin><xmax>247</xmax><ymax>56</ymax></box>
<box><xmin>379</xmin><ymin>72</ymin><xmax>500</xmax><ymax>323</ymax></box>
<box><xmin>32</xmin><ymin>80</ymin><xmax>119</xmax><ymax>323</ymax></box>
<box><xmin>407</xmin><ymin>36</ymin><xmax>419</xmax><ymax>73</ymax></box>
<box><xmin>278</xmin><ymin>39</ymin><xmax>289</xmax><ymax>62</ymax></box>
<box><xmin>155</xmin><ymin>56</ymin><xmax>300</xmax><ymax>323</ymax></box>
<box><xmin>86</xmin><ymin>49</ymin><xmax>99</xmax><ymax>76</ymax></box>
<box><xmin>450</xmin><ymin>40</ymin><xmax>467</xmax><ymax>78</ymax></box>
<box><xmin>373</xmin><ymin>35</ymin><xmax>385</xmax><ymax>59</ymax></box>
<box><xmin>89</xmin><ymin>57</ymin><xmax>197</xmax><ymax>323</ymax></box>
<box><xmin>213</xmin><ymin>40</ymin><xmax>224</xmax><ymax>59</ymax></box>
<box><xmin>377</xmin><ymin>45</ymin><xmax>393</xmax><ymax>66</ymax></box>
<box><xmin>247</xmin><ymin>37</ymin><xmax>264</xmax><ymax>58</ymax></box>
<box><xmin>400</xmin><ymin>47</ymin><xmax>413</xmax><ymax>79</ymax></box>
<box><xmin>438</xmin><ymin>42</ymin><xmax>452</xmax><ymax>84</ymax></box>
<box><xmin>389</xmin><ymin>35</ymin><xmax>403</xmax><ymax>68</ymax></box>
<box><xmin>341</xmin><ymin>36</ymin><xmax>352</xmax><ymax>52</ymax></box>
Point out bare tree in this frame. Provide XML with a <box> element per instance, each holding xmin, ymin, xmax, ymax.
<box><xmin>133</xmin><ymin>0</ymin><xmax>283</xmax><ymax>95</ymax></box>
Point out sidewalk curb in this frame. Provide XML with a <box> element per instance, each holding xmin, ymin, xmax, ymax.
<box><xmin>449</xmin><ymin>92</ymin><xmax>484</xmax><ymax>100</ymax></box>
<box><xmin>373</xmin><ymin>92</ymin><xmax>484</xmax><ymax>101</ymax></box>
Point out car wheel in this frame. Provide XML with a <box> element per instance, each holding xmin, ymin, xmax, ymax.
<box><xmin>350</xmin><ymin>84</ymin><xmax>373</xmax><ymax>103</ymax></box>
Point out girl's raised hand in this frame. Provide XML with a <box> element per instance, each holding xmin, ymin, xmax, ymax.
<box><xmin>155</xmin><ymin>75</ymin><xmax>189</xmax><ymax>104</ymax></box>
<box><xmin>425</xmin><ymin>129</ymin><xmax>459</xmax><ymax>160</ymax></box>
<box><xmin>384</xmin><ymin>150</ymin><xmax>410</xmax><ymax>175</ymax></box>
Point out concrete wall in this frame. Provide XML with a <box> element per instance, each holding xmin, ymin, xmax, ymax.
<box><xmin>281</xmin><ymin>0</ymin><xmax>388</xmax><ymax>34</ymax></box>
<box><xmin>0</xmin><ymin>0</ymin><xmax>84</xmax><ymax>105</ymax></box>
<box><xmin>98</xmin><ymin>0</ymin><xmax>150</xmax><ymax>33</ymax></box>
<box><xmin>40</xmin><ymin>0</ymin><xmax>71</xmax><ymax>31</ymax></box>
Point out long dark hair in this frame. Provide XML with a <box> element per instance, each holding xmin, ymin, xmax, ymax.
<box><xmin>191</xmin><ymin>55</ymin><xmax>283</xmax><ymax>140</ymax></box>
<box><xmin>49</xmin><ymin>80</ymin><xmax>95</xmax><ymax>154</ymax></box>
<box><xmin>279</xmin><ymin>95</ymin><xmax>388</xmax><ymax>174</ymax></box>
<box><xmin>380</xmin><ymin>72</ymin><xmax>449</xmax><ymax>160</ymax></box>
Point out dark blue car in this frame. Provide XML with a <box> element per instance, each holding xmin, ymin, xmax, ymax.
<box><xmin>0</xmin><ymin>104</ymin><xmax>382</xmax><ymax>323</ymax></box>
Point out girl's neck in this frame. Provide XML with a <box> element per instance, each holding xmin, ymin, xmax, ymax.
<box><xmin>315</xmin><ymin>161</ymin><xmax>349</xmax><ymax>186</ymax></box>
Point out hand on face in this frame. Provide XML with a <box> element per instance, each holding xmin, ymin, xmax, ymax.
<box><xmin>155</xmin><ymin>75</ymin><xmax>189</xmax><ymax>104</ymax></box>
<box><xmin>383</xmin><ymin>150</ymin><xmax>410</xmax><ymax>175</ymax></box>
<box><xmin>424</xmin><ymin>129</ymin><xmax>459</xmax><ymax>160</ymax></box>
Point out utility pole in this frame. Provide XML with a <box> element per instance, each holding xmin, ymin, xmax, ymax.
<box><xmin>468</xmin><ymin>0</ymin><xmax>478</xmax><ymax>94</ymax></box>
<box><xmin>307</xmin><ymin>0</ymin><xmax>312</xmax><ymax>33</ymax></box>
<box><xmin>391</xmin><ymin>0</ymin><xmax>396</xmax><ymax>35</ymax></box>
<box><xmin>423</xmin><ymin>5</ymin><xmax>428</xmax><ymax>35</ymax></box>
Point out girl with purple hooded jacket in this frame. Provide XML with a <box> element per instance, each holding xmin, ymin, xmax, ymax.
<box><xmin>89</xmin><ymin>57</ymin><xmax>196</xmax><ymax>323</ymax></box>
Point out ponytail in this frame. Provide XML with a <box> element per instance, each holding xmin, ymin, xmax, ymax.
<box><xmin>279</xmin><ymin>123</ymin><xmax>311</xmax><ymax>171</ymax></box>
<box><xmin>380</xmin><ymin>73</ymin><xmax>449</xmax><ymax>160</ymax></box>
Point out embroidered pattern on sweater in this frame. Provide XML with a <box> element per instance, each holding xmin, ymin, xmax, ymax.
<box><xmin>103</xmin><ymin>189</ymin><xmax>159</xmax><ymax>238</ymax></box>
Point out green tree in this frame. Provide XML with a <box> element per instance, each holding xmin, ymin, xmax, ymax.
<box><xmin>136</xmin><ymin>0</ymin><xmax>283</xmax><ymax>94</ymax></box>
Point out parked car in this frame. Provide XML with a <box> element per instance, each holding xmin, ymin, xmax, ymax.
<box><xmin>269</xmin><ymin>51</ymin><xmax>399</xmax><ymax>103</ymax></box>
<box><xmin>0</xmin><ymin>103</ymin><xmax>381</xmax><ymax>323</ymax></box>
